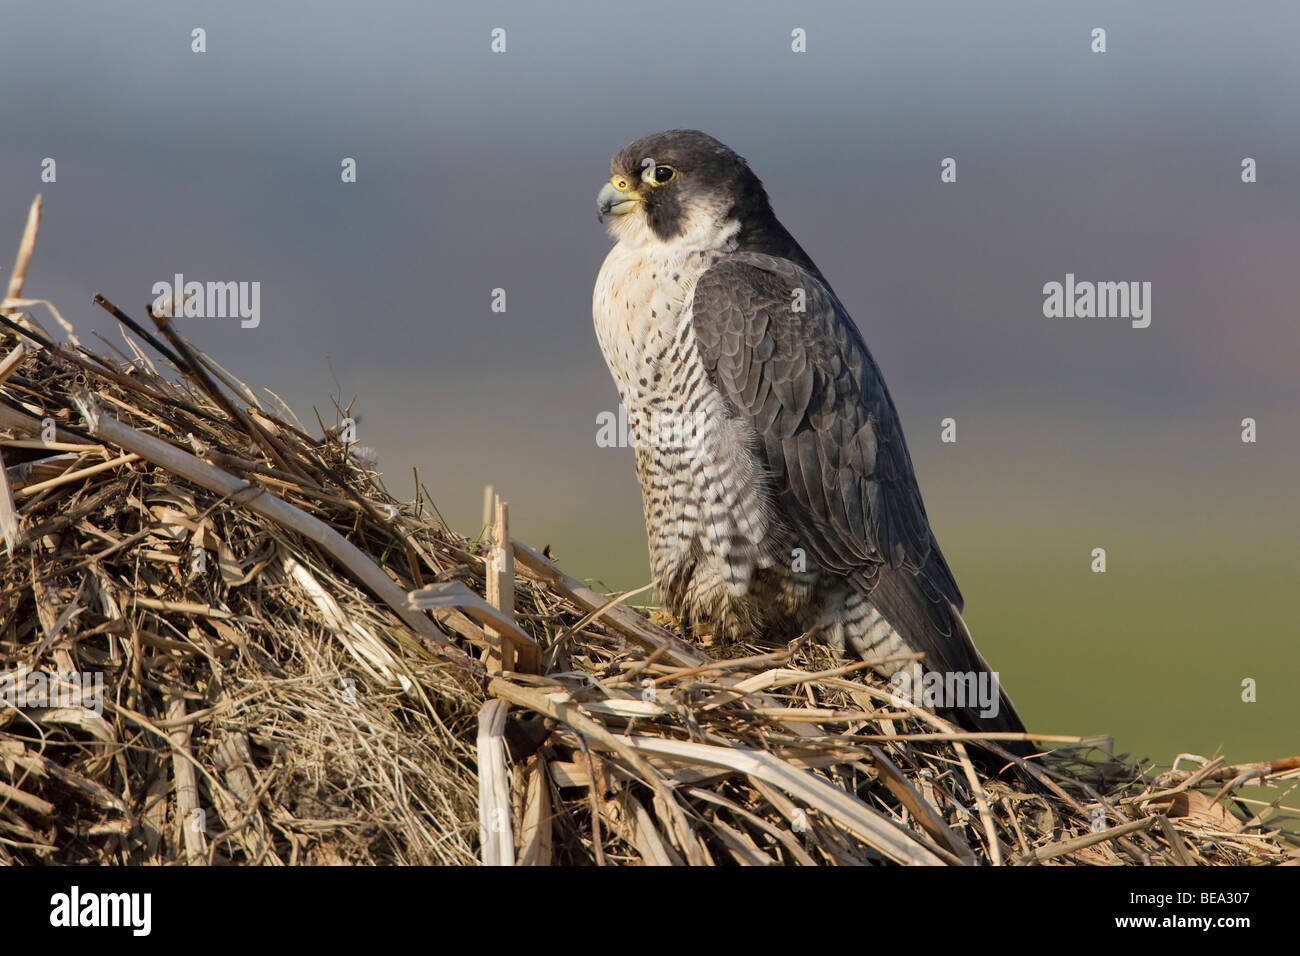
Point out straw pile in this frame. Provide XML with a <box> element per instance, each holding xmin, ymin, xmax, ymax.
<box><xmin>1</xmin><ymin>197</ymin><xmax>1296</xmax><ymax>866</ymax></box>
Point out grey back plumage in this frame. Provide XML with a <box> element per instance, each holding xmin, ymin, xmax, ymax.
<box><xmin>690</xmin><ymin>253</ymin><xmax>1005</xmax><ymax>686</ymax></box>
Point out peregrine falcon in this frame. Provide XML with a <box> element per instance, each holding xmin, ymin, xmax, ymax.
<box><xmin>593</xmin><ymin>130</ymin><xmax>1027</xmax><ymax>743</ymax></box>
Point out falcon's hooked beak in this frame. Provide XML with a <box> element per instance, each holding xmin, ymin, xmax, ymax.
<box><xmin>597</xmin><ymin>175</ymin><xmax>642</xmax><ymax>222</ymax></box>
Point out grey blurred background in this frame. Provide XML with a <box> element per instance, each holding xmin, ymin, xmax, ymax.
<box><xmin>2</xmin><ymin>1</ymin><xmax>1296</xmax><ymax>762</ymax></box>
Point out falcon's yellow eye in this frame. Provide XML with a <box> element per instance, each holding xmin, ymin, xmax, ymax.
<box><xmin>652</xmin><ymin>165</ymin><xmax>676</xmax><ymax>184</ymax></box>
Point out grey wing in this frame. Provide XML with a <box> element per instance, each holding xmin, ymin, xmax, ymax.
<box><xmin>690</xmin><ymin>253</ymin><xmax>970</xmax><ymax>673</ymax></box>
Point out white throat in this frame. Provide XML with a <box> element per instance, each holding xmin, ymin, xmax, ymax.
<box><xmin>605</xmin><ymin>194</ymin><xmax>741</xmax><ymax>256</ymax></box>
<box><xmin>593</xmin><ymin>200</ymin><xmax>740</xmax><ymax>400</ymax></box>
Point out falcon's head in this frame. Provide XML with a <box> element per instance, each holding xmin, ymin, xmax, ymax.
<box><xmin>597</xmin><ymin>130</ymin><xmax>816</xmax><ymax>269</ymax></box>
<box><xmin>597</xmin><ymin>130</ymin><xmax>773</xmax><ymax>248</ymax></box>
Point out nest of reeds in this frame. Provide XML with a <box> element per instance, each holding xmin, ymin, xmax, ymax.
<box><xmin>1</xmin><ymin>196</ymin><xmax>1296</xmax><ymax>866</ymax></box>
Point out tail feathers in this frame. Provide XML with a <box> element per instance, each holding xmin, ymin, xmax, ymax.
<box><xmin>850</xmin><ymin>562</ymin><xmax>1037</xmax><ymax>766</ymax></box>
<box><xmin>944</xmin><ymin>606</ymin><xmax>1037</xmax><ymax>765</ymax></box>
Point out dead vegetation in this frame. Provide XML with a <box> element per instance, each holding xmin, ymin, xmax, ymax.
<box><xmin>0</xmin><ymin>196</ymin><xmax>1296</xmax><ymax>865</ymax></box>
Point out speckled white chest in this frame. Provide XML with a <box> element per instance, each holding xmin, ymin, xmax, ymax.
<box><xmin>592</xmin><ymin>199</ymin><xmax>740</xmax><ymax>404</ymax></box>
<box><xmin>592</xmin><ymin>241</ymin><xmax>710</xmax><ymax>404</ymax></box>
<box><xmin>592</xmin><ymin>222</ymin><xmax>776</xmax><ymax>607</ymax></box>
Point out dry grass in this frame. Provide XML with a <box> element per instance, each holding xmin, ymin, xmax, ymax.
<box><xmin>0</xmin><ymin>196</ymin><xmax>1297</xmax><ymax>866</ymax></box>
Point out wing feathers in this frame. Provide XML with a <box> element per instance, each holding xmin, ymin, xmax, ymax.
<box><xmin>691</xmin><ymin>252</ymin><xmax>959</xmax><ymax>607</ymax></box>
